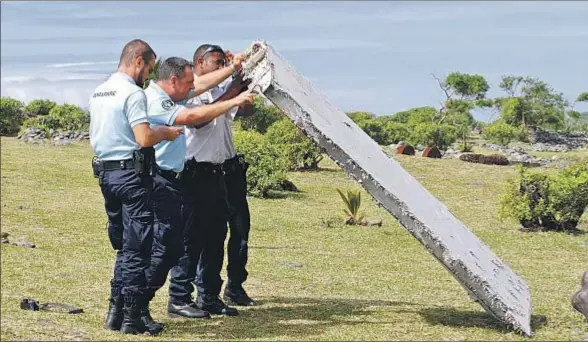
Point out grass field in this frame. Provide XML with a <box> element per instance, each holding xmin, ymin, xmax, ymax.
<box><xmin>1</xmin><ymin>137</ymin><xmax>587</xmax><ymax>341</ymax></box>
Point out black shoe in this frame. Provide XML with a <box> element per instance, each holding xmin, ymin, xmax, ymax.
<box><xmin>141</xmin><ymin>304</ymin><xmax>165</xmax><ymax>335</ymax></box>
<box><xmin>103</xmin><ymin>284</ymin><xmax>123</xmax><ymax>330</ymax></box>
<box><xmin>167</xmin><ymin>299</ymin><xmax>211</xmax><ymax>319</ymax></box>
<box><xmin>224</xmin><ymin>287</ymin><xmax>256</xmax><ymax>307</ymax></box>
<box><xmin>196</xmin><ymin>294</ymin><xmax>239</xmax><ymax>316</ymax></box>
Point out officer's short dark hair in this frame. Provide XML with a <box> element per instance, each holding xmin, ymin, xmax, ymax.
<box><xmin>158</xmin><ymin>57</ymin><xmax>193</xmax><ymax>81</ymax></box>
<box><xmin>119</xmin><ymin>39</ymin><xmax>156</xmax><ymax>67</ymax></box>
<box><xmin>193</xmin><ymin>44</ymin><xmax>225</xmax><ymax>64</ymax></box>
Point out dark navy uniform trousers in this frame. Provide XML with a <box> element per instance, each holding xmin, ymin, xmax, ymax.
<box><xmin>100</xmin><ymin>169</ymin><xmax>154</xmax><ymax>302</ymax></box>
<box><xmin>169</xmin><ymin>155</ymin><xmax>250</xmax><ymax>301</ymax></box>
<box><xmin>145</xmin><ymin>169</ymin><xmax>183</xmax><ymax>301</ymax></box>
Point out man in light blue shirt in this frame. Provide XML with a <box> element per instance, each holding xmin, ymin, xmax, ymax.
<box><xmin>143</xmin><ymin>56</ymin><xmax>254</xmax><ymax>319</ymax></box>
<box><xmin>89</xmin><ymin>39</ymin><xmax>183</xmax><ymax>336</ymax></box>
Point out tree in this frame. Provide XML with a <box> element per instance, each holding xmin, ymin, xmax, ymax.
<box><xmin>265</xmin><ymin>119</ymin><xmax>323</xmax><ymax>170</ymax></box>
<box><xmin>576</xmin><ymin>92</ymin><xmax>588</xmax><ymax>103</ymax></box>
<box><xmin>347</xmin><ymin>111</ymin><xmax>375</xmax><ymax>124</ymax></box>
<box><xmin>23</xmin><ymin>99</ymin><xmax>56</xmax><ymax>117</ymax></box>
<box><xmin>431</xmin><ymin>72</ymin><xmax>490</xmax><ymax>150</ymax></box>
<box><xmin>236</xmin><ymin>97</ymin><xmax>284</xmax><ymax>133</ymax></box>
<box><xmin>498</xmin><ymin>75</ymin><xmax>568</xmax><ymax>130</ymax></box>
<box><xmin>143</xmin><ymin>58</ymin><xmax>162</xmax><ymax>89</ymax></box>
<box><xmin>0</xmin><ymin>97</ymin><xmax>25</xmax><ymax>135</ymax></box>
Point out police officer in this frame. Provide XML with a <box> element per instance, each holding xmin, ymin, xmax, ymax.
<box><xmin>143</xmin><ymin>56</ymin><xmax>253</xmax><ymax>320</ymax></box>
<box><xmin>89</xmin><ymin>39</ymin><xmax>183</xmax><ymax>335</ymax></box>
<box><xmin>167</xmin><ymin>44</ymin><xmax>256</xmax><ymax>318</ymax></box>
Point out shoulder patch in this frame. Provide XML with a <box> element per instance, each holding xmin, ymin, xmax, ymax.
<box><xmin>162</xmin><ymin>99</ymin><xmax>175</xmax><ymax>110</ymax></box>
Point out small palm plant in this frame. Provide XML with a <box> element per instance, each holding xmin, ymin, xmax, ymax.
<box><xmin>336</xmin><ymin>188</ymin><xmax>365</xmax><ymax>225</ymax></box>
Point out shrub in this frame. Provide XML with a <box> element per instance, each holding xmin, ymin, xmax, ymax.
<box><xmin>23</xmin><ymin>99</ymin><xmax>56</xmax><ymax>117</ymax></box>
<box><xmin>383</xmin><ymin>122</ymin><xmax>410</xmax><ymax>144</ymax></box>
<box><xmin>20</xmin><ymin>104</ymin><xmax>89</xmax><ymax>136</ymax></box>
<box><xmin>459</xmin><ymin>153</ymin><xmax>509</xmax><ymax>166</ymax></box>
<box><xmin>233</xmin><ymin>129</ymin><xmax>289</xmax><ymax>197</ymax></box>
<box><xmin>265</xmin><ymin>119</ymin><xmax>323</xmax><ymax>171</ymax></box>
<box><xmin>500</xmin><ymin>161</ymin><xmax>588</xmax><ymax>231</ymax></box>
<box><xmin>407</xmin><ymin>122</ymin><xmax>458</xmax><ymax>150</ymax></box>
<box><xmin>482</xmin><ymin>119</ymin><xmax>518</xmax><ymax>146</ymax></box>
<box><xmin>0</xmin><ymin>97</ymin><xmax>25</xmax><ymax>135</ymax></box>
<box><xmin>236</xmin><ymin>97</ymin><xmax>283</xmax><ymax>133</ymax></box>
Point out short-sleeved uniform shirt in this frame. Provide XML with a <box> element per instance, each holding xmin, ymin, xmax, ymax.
<box><xmin>89</xmin><ymin>72</ymin><xmax>149</xmax><ymax>161</ymax></box>
<box><xmin>144</xmin><ymin>82</ymin><xmax>187</xmax><ymax>172</ymax></box>
<box><xmin>184</xmin><ymin>76</ymin><xmax>238</xmax><ymax>164</ymax></box>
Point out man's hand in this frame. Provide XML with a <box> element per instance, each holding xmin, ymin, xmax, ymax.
<box><xmin>233</xmin><ymin>89</ymin><xmax>255</xmax><ymax>108</ymax></box>
<box><xmin>224</xmin><ymin>50</ymin><xmax>234</xmax><ymax>65</ymax></box>
<box><xmin>159</xmin><ymin>125</ymin><xmax>184</xmax><ymax>141</ymax></box>
<box><xmin>231</xmin><ymin>53</ymin><xmax>246</xmax><ymax>71</ymax></box>
<box><xmin>224</xmin><ymin>73</ymin><xmax>252</xmax><ymax>99</ymax></box>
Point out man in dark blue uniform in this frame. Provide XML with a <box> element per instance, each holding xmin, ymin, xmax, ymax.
<box><xmin>143</xmin><ymin>56</ymin><xmax>253</xmax><ymax>320</ymax></box>
<box><xmin>89</xmin><ymin>39</ymin><xmax>183</xmax><ymax>335</ymax></box>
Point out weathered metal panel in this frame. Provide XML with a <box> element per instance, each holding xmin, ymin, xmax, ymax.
<box><xmin>241</xmin><ymin>41</ymin><xmax>533</xmax><ymax>336</ymax></box>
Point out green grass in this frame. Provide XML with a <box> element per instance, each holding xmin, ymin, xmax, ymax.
<box><xmin>1</xmin><ymin>137</ymin><xmax>587</xmax><ymax>341</ymax></box>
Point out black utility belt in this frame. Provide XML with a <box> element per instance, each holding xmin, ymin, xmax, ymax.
<box><xmin>157</xmin><ymin>167</ymin><xmax>181</xmax><ymax>180</ymax></box>
<box><xmin>96</xmin><ymin>159</ymin><xmax>135</xmax><ymax>171</ymax></box>
<box><xmin>92</xmin><ymin>147</ymin><xmax>156</xmax><ymax>177</ymax></box>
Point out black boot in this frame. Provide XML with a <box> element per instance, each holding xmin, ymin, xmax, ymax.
<box><xmin>224</xmin><ymin>284</ymin><xmax>256</xmax><ymax>307</ymax></box>
<box><xmin>120</xmin><ymin>295</ymin><xmax>149</xmax><ymax>335</ymax></box>
<box><xmin>196</xmin><ymin>293</ymin><xmax>239</xmax><ymax>316</ymax></box>
<box><xmin>167</xmin><ymin>297</ymin><xmax>211</xmax><ymax>319</ymax></box>
<box><xmin>103</xmin><ymin>282</ymin><xmax>123</xmax><ymax>330</ymax></box>
<box><xmin>141</xmin><ymin>301</ymin><xmax>165</xmax><ymax>335</ymax></box>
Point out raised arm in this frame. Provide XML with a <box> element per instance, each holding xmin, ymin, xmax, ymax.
<box><xmin>192</xmin><ymin>54</ymin><xmax>246</xmax><ymax>96</ymax></box>
<box><xmin>174</xmin><ymin>90</ymin><xmax>254</xmax><ymax>126</ymax></box>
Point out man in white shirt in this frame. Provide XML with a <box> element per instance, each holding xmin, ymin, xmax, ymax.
<box><xmin>168</xmin><ymin>44</ymin><xmax>256</xmax><ymax>318</ymax></box>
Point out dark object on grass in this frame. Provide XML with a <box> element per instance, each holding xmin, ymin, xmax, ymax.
<box><xmin>572</xmin><ymin>270</ymin><xmax>588</xmax><ymax>320</ymax></box>
<box><xmin>422</xmin><ymin>146</ymin><xmax>442</xmax><ymax>159</ymax></box>
<box><xmin>20</xmin><ymin>298</ymin><xmax>83</xmax><ymax>314</ymax></box>
<box><xmin>280</xmin><ymin>179</ymin><xmax>298</xmax><ymax>192</ymax></box>
<box><xmin>396</xmin><ymin>144</ymin><xmax>415</xmax><ymax>156</ymax></box>
<box><xmin>460</xmin><ymin>153</ymin><xmax>509</xmax><ymax>166</ymax></box>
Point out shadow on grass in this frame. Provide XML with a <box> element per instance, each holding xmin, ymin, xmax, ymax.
<box><xmin>165</xmin><ymin>296</ymin><xmax>419</xmax><ymax>340</ymax></box>
<box><xmin>418</xmin><ymin>307</ymin><xmax>548</xmax><ymax>334</ymax></box>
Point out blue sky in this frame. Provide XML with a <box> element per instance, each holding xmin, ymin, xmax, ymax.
<box><xmin>1</xmin><ymin>1</ymin><xmax>587</xmax><ymax>121</ymax></box>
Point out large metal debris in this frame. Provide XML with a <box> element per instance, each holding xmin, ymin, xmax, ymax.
<box><xmin>241</xmin><ymin>41</ymin><xmax>533</xmax><ymax>336</ymax></box>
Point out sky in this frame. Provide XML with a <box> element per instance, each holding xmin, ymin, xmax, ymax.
<box><xmin>1</xmin><ymin>1</ymin><xmax>587</xmax><ymax>122</ymax></box>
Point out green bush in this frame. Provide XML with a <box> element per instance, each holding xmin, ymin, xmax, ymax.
<box><xmin>500</xmin><ymin>161</ymin><xmax>588</xmax><ymax>232</ymax></box>
<box><xmin>383</xmin><ymin>122</ymin><xmax>410</xmax><ymax>144</ymax></box>
<box><xmin>236</xmin><ymin>97</ymin><xmax>283</xmax><ymax>134</ymax></box>
<box><xmin>0</xmin><ymin>97</ymin><xmax>25</xmax><ymax>135</ymax></box>
<box><xmin>407</xmin><ymin>122</ymin><xmax>458</xmax><ymax>150</ymax></box>
<box><xmin>482</xmin><ymin>119</ymin><xmax>518</xmax><ymax>146</ymax></box>
<box><xmin>265</xmin><ymin>119</ymin><xmax>323</xmax><ymax>171</ymax></box>
<box><xmin>233</xmin><ymin>129</ymin><xmax>290</xmax><ymax>197</ymax></box>
<box><xmin>23</xmin><ymin>99</ymin><xmax>56</xmax><ymax>117</ymax></box>
<box><xmin>20</xmin><ymin>104</ymin><xmax>89</xmax><ymax>136</ymax></box>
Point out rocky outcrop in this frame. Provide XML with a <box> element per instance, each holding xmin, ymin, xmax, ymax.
<box><xmin>529</xmin><ymin>130</ymin><xmax>588</xmax><ymax>151</ymax></box>
<box><xmin>17</xmin><ymin>128</ymin><xmax>89</xmax><ymax>145</ymax></box>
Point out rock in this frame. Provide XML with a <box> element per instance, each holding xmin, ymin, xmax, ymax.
<box><xmin>360</xmin><ymin>219</ymin><xmax>382</xmax><ymax>227</ymax></box>
<box><xmin>416</xmin><ymin>144</ymin><xmax>425</xmax><ymax>151</ymax></box>
<box><xmin>49</xmin><ymin>128</ymin><xmax>55</xmax><ymax>136</ymax></box>
<box><xmin>396</xmin><ymin>144</ymin><xmax>415</xmax><ymax>156</ymax></box>
<box><xmin>423</xmin><ymin>146</ymin><xmax>442</xmax><ymax>159</ymax></box>
<box><xmin>397</xmin><ymin>141</ymin><xmax>405</xmax><ymax>146</ymax></box>
<box><xmin>572</xmin><ymin>270</ymin><xmax>588</xmax><ymax>320</ymax></box>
